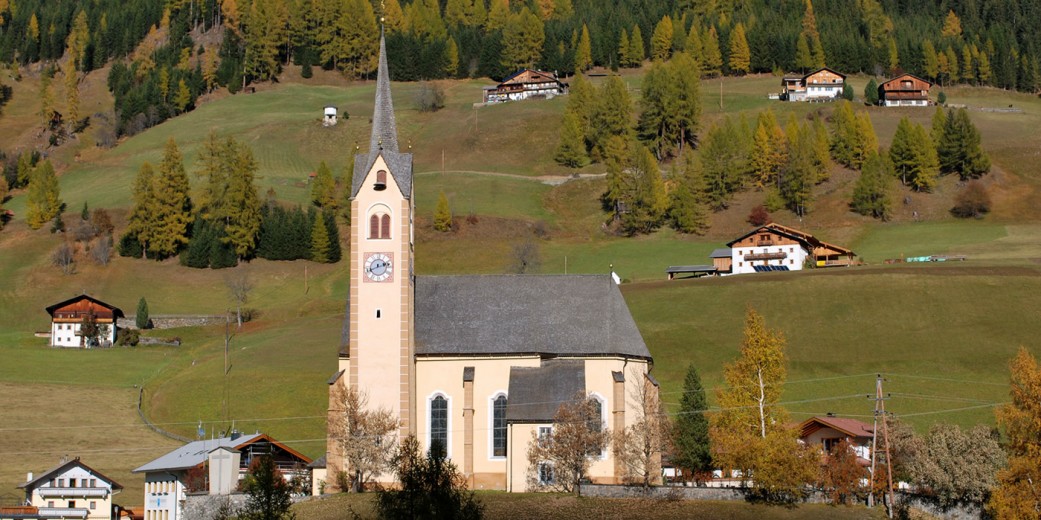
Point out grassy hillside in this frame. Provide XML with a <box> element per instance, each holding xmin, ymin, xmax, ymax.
<box><xmin>3</xmin><ymin>71</ymin><xmax>1041</xmax><ymax>505</ymax></box>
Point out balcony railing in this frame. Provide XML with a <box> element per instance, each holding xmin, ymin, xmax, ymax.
<box><xmin>744</xmin><ymin>252</ymin><xmax>787</xmax><ymax>261</ymax></box>
<box><xmin>38</xmin><ymin>507</ymin><xmax>89</xmax><ymax>518</ymax></box>
<box><xmin>755</xmin><ymin>240</ymin><xmax>775</xmax><ymax>247</ymax></box>
<box><xmin>37</xmin><ymin>487</ymin><xmax>110</xmax><ymax>498</ymax></box>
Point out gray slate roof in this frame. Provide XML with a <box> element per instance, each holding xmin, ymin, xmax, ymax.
<box><xmin>351</xmin><ymin>32</ymin><xmax>413</xmax><ymax>200</ymax></box>
<box><xmin>133</xmin><ymin>433</ymin><xmax>264</xmax><ymax>473</ymax></box>
<box><xmin>506</xmin><ymin>359</ymin><xmax>585</xmax><ymax>423</ymax></box>
<box><xmin>710</xmin><ymin>248</ymin><xmax>732</xmax><ymax>258</ymax></box>
<box><xmin>414</xmin><ymin>275</ymin><xmax>650</xmax><ymax>359</ymax></box>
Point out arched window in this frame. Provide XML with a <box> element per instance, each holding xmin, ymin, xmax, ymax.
<box><xmin>380</xmin><ymin>214</ymin><xmax>391</xmax><ymax>239</ymax></box>
<box><xmin>430</xmin><ymin>395</ymin><xmax>448</xmax><ymax>456</ymax></box>
<box><xmin>491</xmin><ymin>394</ymin><xmax>507</xmax><ymax>458</ymax></box>
<box><xmin>369</xmin><ymin>215</ymin><xmax>380</xmax><ymax>239</ymax></box>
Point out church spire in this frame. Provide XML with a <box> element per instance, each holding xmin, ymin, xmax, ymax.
<box><xmin>369</xmin><ymin>31</ymin><xmax>398</xmax><ymax>154</ymax></box>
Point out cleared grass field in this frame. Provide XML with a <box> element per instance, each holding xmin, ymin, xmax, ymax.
<box><xmin>292</xmin><ymin>491</ymin><xmax>886</xmax><ymax>520</ymax></box>
<box><xmin>3</xmin><ymin>71</ymin><xmax>1041</xmax><ymax>508</ymax></box>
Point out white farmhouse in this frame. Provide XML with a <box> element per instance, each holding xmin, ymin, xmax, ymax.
<box><xmin>45</xmin><ymin>295</ymin><xmax>122</xmax><ymax>348</ymax></box>
<box><xmin>17</xmin><ymin>457</ymin><xmax>123</xmax><ymax>520</ymax></box>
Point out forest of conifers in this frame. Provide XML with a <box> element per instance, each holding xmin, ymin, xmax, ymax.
<box><xmin>1</xmin><ymin>0</ymin><xmax>1039</xmax><ymax>137</ymax></box>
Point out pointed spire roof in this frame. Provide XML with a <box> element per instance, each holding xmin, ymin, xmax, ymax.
<box><xmin>351</xmin><ymin>30</ymin><xmax>413</xmax><ymax>200</ymax></box>
<box><xmin>369</xmin><ymin>31</ymin><xmax>398</xmax><ymax>154</ymax></box>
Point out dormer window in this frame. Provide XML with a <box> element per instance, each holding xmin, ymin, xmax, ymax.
<box><xmin>374</xmin><ymin>170</ymin><xmax>387</xmax><ymax>191</ymax></box>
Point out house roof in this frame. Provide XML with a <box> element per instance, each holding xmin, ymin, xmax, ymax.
<box><xmin>803</xmin><ymin>67</ymin><xmax>846</xmax><ymax>81</ymax></box>
<box><xmin>506</xmin><ymin>359</ymin><xmax>585</xmax><ymax>423</ymax></box>
<box><xmin>350</xmin><ymin>31</ymin><xmax>413</xmax><ymax>200</ymax></box>
<box><xmin>133</xmin><ymin>433</ymin><xmax>310</xmax><ymax>473</ymax></box>
<box><xmin>799</xmin><ymin>416</ymin><xmax>874</xmax><ymax>439</ymax></box>
<box><xmin>879</xmin><ymin>73</ymin><xmax>932</xmax><ymax>91</ymax></box>
<box><xmin>45</xmin><ymin>294</ymin><xmax>124</xmax><ymax>319</ymax></box>
<box><xmin>710</xmin><ymin>248</ymin><xmax>732</xmax><ymax>258</ymax></box>
<box><xmin>499</xmin><ymin>69</ymin><xmax>561</xmax><ymax>86</ymax></box>
<box><xmin>18</xmin><ymin>458</ymin><xmax>123</xmax><ymax>491</ymax></box>
<box><xmin>414</xmin><ymin>275</ymin><xmax>651</xmax><ymax>360</ymax></box>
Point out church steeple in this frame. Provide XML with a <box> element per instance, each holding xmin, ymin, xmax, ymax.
<box><xmin>369</xmin><ymin>31</ymin><xmax>398</xmax><ymax>154</ymax></box>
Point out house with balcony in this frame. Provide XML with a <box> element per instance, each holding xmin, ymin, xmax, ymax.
<box><xmin>723</xmin><ymin>223</ymin><xmax>855</xmax><ymax>275</ymax></box>
<box><xmin>798</xmin><ymin>415</ymin><xmax>874</xmax><ymax>464</ymax></box>
<box><xmin>133</xmin><ymin>432</ymin><xmax>311</xmax><ymax>520</ymax></box>
<box><xmin>782</xmin><ymin>67</ymin><xmax>846</xmax><ymax>102</ymax></box>
<box><xmin>482</xmin><ymin>69</ymin><xmax>567</xmax><ymax>104</ymax></box>
<box><xmin>45</xmin><ymin>295</ymin><xmax>123</xmax><ymax>348</ymax></box>
<box><xmin>878</xmin><ymin>73</ymin><xmax>932</xmax><ymax>107</ymax></box>
<box><xmin>16</xmin><ymin>457</ymin><xmax>123</xmax><ymax>520</ymax></box>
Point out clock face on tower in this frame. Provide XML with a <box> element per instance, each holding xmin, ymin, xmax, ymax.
<box><xmin>363</xmin><ymin>252</ymin><xmax>394</xmax><ymax>282</ymax></box>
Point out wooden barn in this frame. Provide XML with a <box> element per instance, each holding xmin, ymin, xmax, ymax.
<box><xmin>878</xmin><ymin>73</ymin><xmax>932</xmax><ymax>106</ymax></box>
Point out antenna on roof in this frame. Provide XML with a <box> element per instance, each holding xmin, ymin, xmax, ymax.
<box><xmin>197</xmin><ymin>420</ymin><xmax>205</xmax><ymax>440</ymax></box>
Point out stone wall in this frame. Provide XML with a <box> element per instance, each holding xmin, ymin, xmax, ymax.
<box><xmin>117</xmin><ymin>315</ymin><xmax>228</xmax><ymax>330</ymax></box>
<box><xmin>183</xmin><ymin>493</ymin><xmax>249</xmax><ymax>519</ymax></box>
<box><xmin>577</xmin><ymin>485</ymin><xmax>985</xmax><ymax>519</ymax></box>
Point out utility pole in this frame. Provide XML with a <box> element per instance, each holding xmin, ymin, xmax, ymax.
<box><xmin>867</xmin><ymin>374</ymin><xmax>895</xmax><ymax>518</ymax></box>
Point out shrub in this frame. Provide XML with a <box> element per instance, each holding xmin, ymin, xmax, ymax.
<box><xmin>375</xmin><ymin>436</ymin><xmax>483</xmax><ymax>520</ymax></box>
<box><xmin>136</xmin><ymin>297</ymin><xmax>151</xmax><ymax>329</ymax></box>
<box><xmin>951</xmin><ymin>180</ymin><xmax>991</xmax><ymax>218</ymax></box>
<box><xmin>937</xmin><ymin>91</ymin><xmax>947</xmax><ymax>105</ymax></box>
<box><xmin>118</xmin><ymin>233</ymin><xmax>143</xmax><ymax>258</ymax></box>
<box><xmin>415</xmin><ymin>82</ymin><xmax>446</xmax><ymax>113</ymax></box>
<box><xmin>117</xmin><ymin>329</ymin><xmax>140</xmax><ymax>346</ymax></box>
<box><xmin>747</xmin><ymin>205</ymin><xmax>770</xmax><ymax>226</ymax></box>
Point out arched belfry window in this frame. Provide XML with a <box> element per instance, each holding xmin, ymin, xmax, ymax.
<box><xmin>368</xmin><ymin>210</ymin><xmax>391</xmax><ymax>239</ymax></box>
<box><xmin>374</xmin><ymin>170</ymin><xmax>387</xmax><ymax>191</ymax></box>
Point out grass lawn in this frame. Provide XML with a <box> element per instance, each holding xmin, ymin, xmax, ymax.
<box><xmin>292</xmin><ymin>491</ymin><xmax>885</xmax><ymax>520</ymax></box>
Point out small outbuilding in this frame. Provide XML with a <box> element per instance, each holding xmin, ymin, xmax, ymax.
<box><xmin>323</xmin><ymin>105</ymin><xmax>338</xmax><ymax>126</ymax></box>
<box><xmin>45</xmin><ymin>294</ymin><xmax>123</xmax><ymax>348</ymax></box>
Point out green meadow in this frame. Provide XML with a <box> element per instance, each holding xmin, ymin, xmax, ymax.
<box><xmin>3</xmin><ymin>68</ymin><xmax>1041</xmax><ymax>505</ymax></box>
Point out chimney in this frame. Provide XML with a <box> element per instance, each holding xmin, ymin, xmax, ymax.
<box><xmin>27</xmin><ymin>472</ymin><xmax>33</xmax><ymax>482</ymax></box>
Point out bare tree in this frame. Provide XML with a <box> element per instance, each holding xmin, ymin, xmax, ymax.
<box><xmin>613</xmin><ymin>369</ymin><xmax>668</xmax><ymax>488</ymax></box>
<box><xmin>91</xmin><ymin>235</ymin><xmax>113</xmax><ymax>265</ymax></box>
<box><xmin>509</xmin><ymin>240</ymin><xmax>541</xmax><ymax>274</ymax></box>
<box><xmin>526</xmin><ymin>392</ymin><xmax>610</xmax><ymax>494</ymax></box>
<box><xmin>225</xmin><ymin>272</ymin><xmax>254</xmax><ymax>328</ymax></box>
<box><xmin>329</xmin><ymin>383</ymin><xmax>399</xmax><ymax>492</ymax></box>
<box><xmin>51</xmin><ymin>242</ymin><xmax>75</xmax><ymax>275</ymax></box>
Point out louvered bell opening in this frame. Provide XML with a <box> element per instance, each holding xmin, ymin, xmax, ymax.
<box><xmin>374</xmin><ymin>170</ymin><xmax>387</xmax><ymax>191</ymax></box>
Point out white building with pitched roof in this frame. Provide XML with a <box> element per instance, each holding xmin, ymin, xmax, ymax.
<box><xmin>17</xmin><ymin>457</ymin><xmax>123</xmax><ymax>520</ymax></box>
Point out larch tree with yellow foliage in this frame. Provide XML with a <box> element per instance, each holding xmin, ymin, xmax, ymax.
<box><xmin>990</xmin><ymin>348</ymin><xmax>1041</xmax><ymax>518</ymax></box>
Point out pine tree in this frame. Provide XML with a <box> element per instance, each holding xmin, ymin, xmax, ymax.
<box><xmin>555</xmin><ymin>109</ymin><xmax>589</xmax><ymax>168</ymax></box>
<box><xmin>851</xmin><ymin>152</ymin><xmax>892</xmax><ymax>220</ymax></box>
<box><xmin>221</xmin><ymin>139</ymin><xmax>262</xmax><ymax>258</ymax></box>
<box><xmin>810</xmin><ymin>115</ymin><xmax>831</xmax><ymax>183</ymax></box>
<box><xmin>434</xmin><ymin>190</ymin><xmax>452</xmax><ymax>231</ymax></box>
<box><xmin>802</xmin><ymin>0</ymin><xmax>825</xmax><ymax>68</ymax></box>
<box><xmin>323</xmin><ymin>209</ymin><xmax>342</xmax><ymax>262</ymax></box>
<box><xmin>136</xmin><ymin>297</ymin><xmax>150</xmax><ymax>329</ymax></box>
<box><xmin>310</xmin><ymin>210</ymin><xmax>331</xmax><ymax>262</ymax></box>
<box><xmin>922</xmin><ymin>40</ymin><xmax>939</xmax><ymax>82</ymax></box>
<box><xmin>150</xmin><ymin>138</ymin><xmax>193</xmax><ymax>258</ymax></box>
<box><xmin>795</xmin><ymin>33</ymin><xmax>812</xmax><ymax>73</ymax></box>
<box><xmin>780</xmin><ymin>120</ymin><xmax>816</xmax><ymax>216</ymax></box>
<box><xmin>853</xmin><ymin>111</ymin><xmax>878</xmax><ymax>169</ymax></box>
<box><xmin>685</xmin><ymin>27</ymin><xmax>703</xmax><ymax>69</ymax></box>
<box><xmin>909</xmin><ymin>123</ymin><xmax>940</xmax><ymax>192</ymax></box>
<box><xmin>591</xmin><ymin>75</ymin><xmax>633</xmax><ymax>159</ymax></box>
<box><xmin>651</xmin><ymin>15</ymin><xmax>673</xmax><ymax>62</ymax></box>
<box><xmin>574</xmin><ymin>24</ymin><xmax>592</xmax><ymax>72</ymax></box>
<box><xmin>887</xmin><ymin>37</ymin><xmax>899</xmax><ymax>73</ymax></box>
<box><xmin>699</xmin><ymin>117</ymin><xmax>748</xmax><ymax>210</ymax></box>
<box><xmin>25</xmin><ymin>160</ymin><xmax>63</xmax><ymax>230</ymax></box>
<box><xmin>864</xmin><ymin>78</ymin><xmax>879</xmax><ymax>105</ymax></box>
<box><xmin>830</xmin><ymin>101</ymin><xmax>858</xmax><ymax>168</ymax></box>
<box><xmin>702</xmin><ymin>26</ymin><xmax>722</xmax><ymax>77</ymax></box>
<box><xmin>672</xmin><ymin>364</ymin><xmax>712</xmax><ymax>478</ymax></box>
<box><xmin>990</xmin><ymin>348</ymin><xmax>1041</xmax><ymax>517</ymax></box>
<box><xmin>669</xmin><ymin>154</ymin><xmax>708</xmax><ymax>235</ymax></box>
<box><xmin>938</xmin><ymin>108</ymin><xmax>990</xmax><ymax>180</ymax></box>
<box><xmin>749</xmin><ymin>110</ymin><xmax>786</xmax><ymax>189</ymax></box>
<box><xmin>445</xmin><ymin>38</ymin><xmax>460</xmax><ymax>77</ymax></box>
<box><xmin>126</xmin><ymin>162</ymin><xmax>158</xmax><ymax>257</ymax></box>
<box><xmin>671</xmin><ymin>52</ymin><xmax>702</xmax><ymax>155</ymax></box>
<box><xmin>930</xmin><ymin>106</ymin><xmax>947</xmax><ymax>146</ymax></box>
<box><xmin>621</xmin><ymin>144</ymin><xmax>667</xmax><ymax>235</ymax></box>
<box><xmin>728</xmin><ymin>23</ymin><xmax>750</xmax><ymax>75</ymax></box>
<box><xmin>628</xmin><ymin>25</ymin><xmax>645</xmax><ymax>67</ymax></box>
<box><xmin>501</xmin><ymin>7</ymin><xmax>544</xmax><ymax>71</ymax></box>
<box><xmin>638</xmin><ymin>60</ymin><xmax>679</xmax><ymax>158</ymax></box>
<box><xmin>617</xmin><ymin>29</ymin><xmax>631</xmax><ymax>68</ymax></box>
<box><xmin>311</xmin><ymin>161</ymin><xmax>337</xmax><ymax>209</ymax></box>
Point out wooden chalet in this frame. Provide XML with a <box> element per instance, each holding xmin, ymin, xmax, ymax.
<box><xmin>723</xmin><ymin>222</ymin><xmax>855</xmax><ymax>275</ymax></box>
<box><xmin>45</xmin><ymin>295</ymin><xmax>123</xmax><ymax>348</ymax></box>
<box><xmin>782</xmin><ymin>67</ymin><xmax>846</xmax><ymax>102</ymax></box>
<box><xmin>878</xmin><ymin>73</ymin><xmax>932</xmax><ymax>107</ymax></box>
<box><xmin>483</xmin><ymin>69</ymin><xmax>567</xmax><ymax>104</ymax></box>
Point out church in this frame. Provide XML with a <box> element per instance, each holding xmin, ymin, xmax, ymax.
<box><xmin>325</xmin><ymin>33</ymin><xmax>658</xmax><ymax>492</ymax></box>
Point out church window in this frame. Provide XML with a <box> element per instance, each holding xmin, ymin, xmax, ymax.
<box><xmin>369</xmin><ymin>213</ymin><xmax>391</xmax><ymax>239</ymax></box>
<box><xmin>430</xmin><ymin>395</ymin><xmax>448</xmax><ymax>456</ymax></box>
<box><xmin>587</xmin><ymin>396</ymin><xmax>605</xmax><ymax>457</ymax></box>
<box><xmin>491</xmin><ymin>394</ymin><xmax>507</xmax><ymax>458</ymax></box>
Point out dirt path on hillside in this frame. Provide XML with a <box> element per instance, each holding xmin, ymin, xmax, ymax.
<box><xmin>414</xmin><ymin>169</ymin><xmax>606</xmax><ymax>185</ymax></box>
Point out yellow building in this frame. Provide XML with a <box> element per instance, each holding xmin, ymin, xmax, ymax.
<box><xmin>324</xmin><ymin>33</ymin><xmax>659</xmax><ymax>493</ymax></box>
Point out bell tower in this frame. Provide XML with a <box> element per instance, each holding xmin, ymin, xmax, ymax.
<box><xmin>330</xmin><ymin>30</ymin><xmax>415</xmax><ymax>484</ymax></box>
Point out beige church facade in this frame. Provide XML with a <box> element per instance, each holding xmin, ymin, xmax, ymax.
<box><xmin>325</xmin><ymin>34</ymin><xmax>658</xmax><ymax>492</ymax></box>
